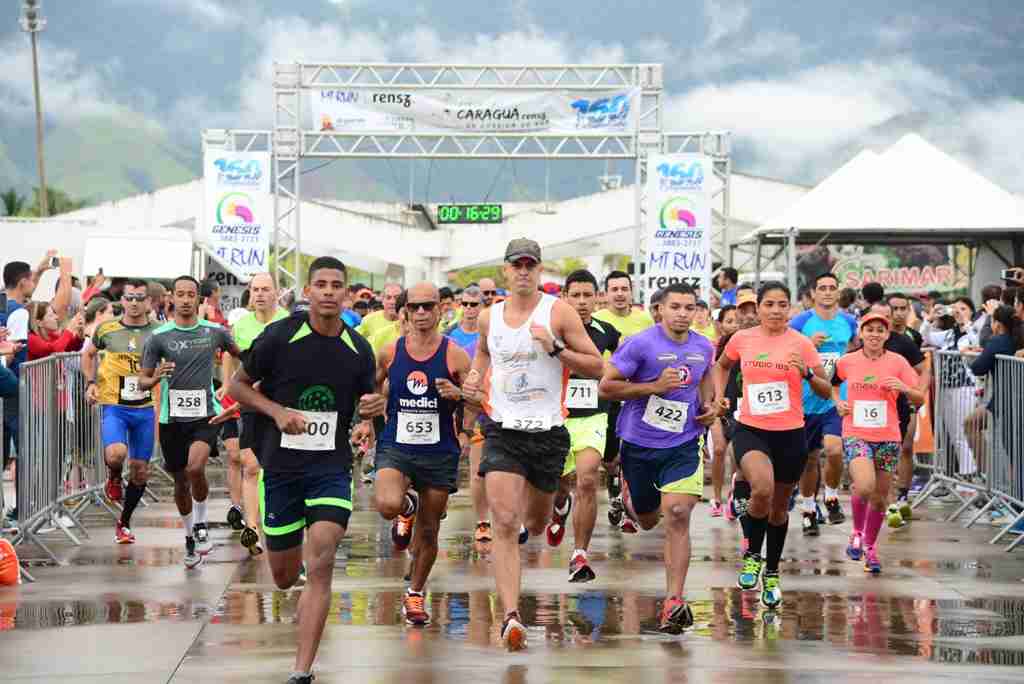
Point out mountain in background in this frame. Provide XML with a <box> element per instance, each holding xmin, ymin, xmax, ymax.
<box><xmin>0</xmin><ymin>110</ymin><xmax>637</xmax><ymax>210</ymax></box>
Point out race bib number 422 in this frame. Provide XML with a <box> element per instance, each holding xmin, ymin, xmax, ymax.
<box><xmin>280</xmin><ymin>411</ymin><xmax>338</xmax><ymax>451</ymax></box>
<box><xmin>642</xmin><ymin>395</ymin><xmax>688</xmax><ymax>433</ymax></box>
<box><xmin>169</xmin><ymin>389</ymin><xmax>206</xmax><ymax>418</ymax></box>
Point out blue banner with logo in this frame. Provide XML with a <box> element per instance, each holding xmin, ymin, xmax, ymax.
<box><xmin>644</xmin><ymin>154</ymin><xmax>713</xmax><ymax>303</ymax></box>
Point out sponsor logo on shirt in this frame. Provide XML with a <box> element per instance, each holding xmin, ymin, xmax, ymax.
<box><xmin>657</xmin><ymin>353</ymin><xmax>678</xmax><ymax>362</ymax></box>
<box><xmin>407</xmin><ymin>370</ymin><xmax>429</xmax><ymax>396</ymax></box>
<box><xmin>400</xmin><ymin>396</ymin><xmax>438</xmax><ymax>409</ymax></box>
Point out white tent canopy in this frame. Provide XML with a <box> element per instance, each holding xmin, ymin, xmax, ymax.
<box><xmin>742</xmin><ymin>133</ymin><xmax>1024</xmax><ymax>244</ymax></box>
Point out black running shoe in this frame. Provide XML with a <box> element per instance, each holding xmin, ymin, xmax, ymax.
<box><xmin>802</xmin><ymin>510</ymin><xmax>820</xmax><ymax>537</ymax></box>
<box><xmin>825</xmin><ymin>498</ymin><xmax>846</xmax><ymax>525</ymax></box>
<box><xmin>227</xmin><ymin>505</ymin><xmax>245</xmax><ymax>531</ymax></box>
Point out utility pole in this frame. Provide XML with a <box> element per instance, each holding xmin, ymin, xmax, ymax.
<box><xmin>21</xmin><ymin>1</ymin><xmax>48</xmax><ymax>217</ymax></box>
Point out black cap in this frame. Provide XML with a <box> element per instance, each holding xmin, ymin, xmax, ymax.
<box><xmin>504</xmin><ymin>238</ymin><xmax>542</xmax><ymax>264</ymax></box>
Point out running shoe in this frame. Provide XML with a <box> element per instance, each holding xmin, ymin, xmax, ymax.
<box><xmin>898</xmin><ymin>497</ymin><xmax>913</xmax><ymax>521</ymax></box>
<box><xmin>709</xmin><ymin>500</ymin><xmax>724</xmax><ymax>518</ymax></box>
<box><xmin>474</xmin><ymin>520</ymin><xmax>492</xmax><ymax>543</ymax></box>
<box><xmin>501</xmin><ymin>611</ymin><xmax>528</xmax><ymax>651</ymax></box>
<box><xmin>737</xmin><ymin>552</ymin><xmax>762</xmax><ymax>590</ymax></box>
<box><xmin>194</xmin><ymin>523</ymin><xmax>213</xmax><ymax>555</ymax></box>
<box><xmin>658</xmin><ymin>596</ymin><xmax>694</xmax><ymax>635</ymax></box>
<box><xmin>725</xmin><ymin>493</ymin><xmax>737</xmax><ymax>521</ymax></box>
<box><xmin>760</xmin><ymin>573</ymin><xmax>783</xmax><ymax>609</ymax></box>
<box><xmin>402</xmin><ymin>591</ymin><xmax>430</xmax><ymax>626</ymax></box>
<box><xmin>619</xmin><ymin>517</ymin><xmax>638</xmax><ymax>534</ymax></box>
<box><xmin>240</xmin><ymin>526</ymin><xmax>264</xmax><ymax>556</ymax></box>
<box><xmin>392</xmin><ymin>491</ymin><xmax>418</xmax><ymax>551</ymax></box>
<box><xmin>825</xmin><ymin>498</ymin><xmax>846</xmax><ymax>525</ymax></box>
<box><xmin>568</xmin><ymin>551</ymin><xmax>596</xmax><ymax>583</ymax></box>
<box><xmin>815</xmin><ymin>502</ymin><xmax>826</xmax><ymax>525</ymax></box>
<box><xmin>863</xmin><ymin>545</ymin><xmax>882</xmax><ymax>574</ymax></box>
<box><xmin>846</xmin><ymin>532</ymin><xmax>863</xmax><ymax>561</ymax></box>
<box><xmin>184</xmin><ymin>537</ymin><xmax>203</xmax><ymax>569</ymax></box>
<box><xmin>114</xmin><ymin>521</ymin><xmax>135</xmax><ymax>544</ymax></box>
<box><xmin>518</xmin><ymin>525</ymin><xmax>529</xmax><ymax>545</ymax></box>
<box><xmin>802</xmin><ymin>510</ymin><xmax>820</xmax><ymax>537</ymax></box>
<box><xmin>227</xmin><ymin>505</ymin><xmax>245</xmax><ymax>531</ymax></box>
<box><xmin>546</xmin><ymin>495</ymin><xmax>572</xmax><ymax>547</ymax></box>
<box><xmin>286</xmin><ymin>674</ymin><xmax>314</xmax><ymax>684</ymax></box>
<box><xmin>886</xmin><ymin>504</ymin><xmax>905</xmax><ymax>529</ymax></box>
<box><xmin>104</xmin><ymin>476</ymin><xmax>124</xmax><ymax>503</ymax></box>
<box><xmin>607</xmin><ymin>496</ymin><xmax>624</xmax><ymax>527</ymax></box>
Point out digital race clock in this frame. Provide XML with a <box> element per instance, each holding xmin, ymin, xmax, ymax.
<box><xmin>436</xmin><ymin>203</ymin><xmax>503</xmax><ymax>224</ymax></box>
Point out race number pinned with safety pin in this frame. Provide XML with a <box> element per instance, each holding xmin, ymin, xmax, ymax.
<box><xmin>747</xmin><ymin>381</ymin><xmax>789</xmax><ymax>416</ymax></box>
<box><xmin>853</xmin><ymin>401</ymin><xmax>886</xmax><ymax>429</ymax></box>
<box><xmin>566</xmin><ymin>378</ymin><xmax>599</xmax><ymax>409</ymax></box>
<box><xmin>280</xmin><ymin>411</ymin><xmax>338</xmax><ymax>451</ymax></box>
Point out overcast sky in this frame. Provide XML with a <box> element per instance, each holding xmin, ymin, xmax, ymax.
<box><xmin>2</xmin><ymin>0</ymin><xmax>1022</xmax><ymax>191</ymax></box>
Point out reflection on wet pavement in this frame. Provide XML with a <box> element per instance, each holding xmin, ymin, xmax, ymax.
<box><xmin>5</xmin><ymin>467</ymin><xmax>1024</xmax><ymax>682</ymax></box>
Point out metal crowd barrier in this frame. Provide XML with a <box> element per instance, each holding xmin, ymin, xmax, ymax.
<box><xmin>10</xmin><ymin>353</ymin><xmax>120</xmax><ymax>581</ymax></box>
<box><xmin>913</xmin><ymin>349</ymin><xmax>1024</xmax><ymax>551</ymax></box>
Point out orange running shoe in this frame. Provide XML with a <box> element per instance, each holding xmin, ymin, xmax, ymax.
<box><xmin>501</xmin><ymin>611</ymin><xmax>527</xmax><ymax>651</ymax></box>
<box><xmin>402</xmin><ymin>591</ymin><xmax>430</xmax><ymax>626</ymax></box>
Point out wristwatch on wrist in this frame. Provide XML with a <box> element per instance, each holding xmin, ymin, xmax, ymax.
<box><xmin>804</xmin><ymin>367</ymin><xmax>814</xmax><ymax>381</ymax></box>
<box><xmin>549</xmin><ymin>340</ymin><xmax>565</xmax><ymax>358</ymax></box>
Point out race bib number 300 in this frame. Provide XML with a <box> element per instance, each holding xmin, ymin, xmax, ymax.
<box><xmin>642</xmin><ymin>395</ymin><xmax>688</xmax><ymax>433</ymax></box>
<box><xmin>397</xmin><ymin>412</ymin><xmax>440</xmax><ymax>445</ymax></box>
<box><xmin>169</xmin><ymin>389</ymin><xmax>206</xmax><ymax>418</ymax></box>
<box><xmin>747</xmin><ymin>381</ymin><xmax>790</xmax><ymax>416</ymax></box>
<box><xmin>280</xmin><ymin>411</ymin><xmax>337</xmax><ymax>451</ymax></box>
<box><xmin>853</xmin><ymin>400</ymin><xmax>887</xmax><ymax>429</ymax></box>
<box><xmin>566</xmin><ymin>378</ymin><xmax>599</xmax><ymax>410</ymax></box>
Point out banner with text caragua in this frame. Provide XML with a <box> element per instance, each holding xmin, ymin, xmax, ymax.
<box><xmin>644</xmin><ymin>154</ymin><xmax>713</xmax><ymax>304</ymax></box>
<box><xmin>310</xmin><ymin>88</ymin><xmax>640</xmax><ymax>135</ymax></box>
<box><xmin>203</xmin><ymin>151</ymin><xmax>271</xmax><ymax>280</ymax></box>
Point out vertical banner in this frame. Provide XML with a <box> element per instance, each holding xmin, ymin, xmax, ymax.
<box><xmin>644</xmin><ymin>154</ymin><xmax>713</xmax><ymax>303</ymax></box>
<box><xmin>205</xmin><ymin>256</ymin><xmax>248</xmax><ymax>319</ymax></box>
<box><xmin>203</xmin><ymin>151</ymin><xmax>271</xmax><ymax>279</ymax></box>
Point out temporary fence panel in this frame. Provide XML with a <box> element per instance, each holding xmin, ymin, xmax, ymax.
<box><xmin>916</xmin><ymin>349</ymin><xmax>1023</xmax><ymax>551</ymax></box>
<box><xmin>12</xmin><ymin>353</ymin><xmax>118</xmax><ymax>576</ymax></box>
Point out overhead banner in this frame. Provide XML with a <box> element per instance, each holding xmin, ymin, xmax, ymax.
<box><xmin>205</xmin><ymin>256</ymin><xmax>248</xmax><ymax>318</ymax></box>
<box><xmin>310</xmin><ymin>88</ymin><xmax>640</xmax><ymax>134</ymax></box>
<box><xmin>644</xmin><ymin>154</ymin><xmax>713</xmax><ymax>303</ymax></box>
<box><xmin>203</xmin><ymin>151</ymin><xmax>271</xmax><ymax>279</ymax></box>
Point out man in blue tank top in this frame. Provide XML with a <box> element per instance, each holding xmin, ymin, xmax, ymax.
<box><xmin>374</xmin><ymin>282</ymin><xmax>473</xmax><ymax>627</ymax></box>
<box><xmin>788</xmin><ymin>272</ymin><xmax>858</xmax><ymax>534</ymax></box>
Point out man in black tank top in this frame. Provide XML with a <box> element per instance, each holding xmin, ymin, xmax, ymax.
<box><xmin>544</xmin><ymin>269</ymin><xmax>620</xmax><ymax>583</ymax></box>
<box><xmin>373</xmin><ymin>282</ymin><xmax>473</xmax><ymax>627</ymax></box>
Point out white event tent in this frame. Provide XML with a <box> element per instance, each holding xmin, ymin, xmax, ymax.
<box><xmin>737</xmin><ymin>133</ymin><xmax>1024</xmax><ymax>299</ymax></box>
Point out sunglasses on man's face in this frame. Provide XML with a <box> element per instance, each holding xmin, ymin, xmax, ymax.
<box><xmin>406</xmin><ymin>301</ymin><xmax>437</xmax><ymax>312</ymax></box>
<box><xmin>461</xmin><ymin>301</ymin><xmax>481</xmax><ymax>308</ymax></box>
<box><xmin>482</xmin><ymin>290</ymin><xmax>497</xmax><ymax>296</ymax></box>
<box><xmin>123</xmin><ymin>294</ymin><xmax>147</xmax><ymax>302</ymax></box>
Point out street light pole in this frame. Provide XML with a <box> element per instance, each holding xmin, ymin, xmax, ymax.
<box><xmin>21</xmin><ymin>1</ymin><xmax>48</xmax><ymax>218</ymax></box>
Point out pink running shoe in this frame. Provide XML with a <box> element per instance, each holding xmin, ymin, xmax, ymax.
<box><xmin>710</xmin><ymin>500</ymin><xmax>724</xmax><ymax>518</ymax></box>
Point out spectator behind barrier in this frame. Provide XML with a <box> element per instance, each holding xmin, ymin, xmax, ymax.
<box><xmin>27</xmin><ymin>300</ymin><xmax>85</xmax><ymax>361</ymax></box>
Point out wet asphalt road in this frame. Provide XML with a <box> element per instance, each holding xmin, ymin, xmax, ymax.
<box><xmin>3</xmin><ymin>465</ymin><xmax>1024</xmax><ymax>683</ymax></box>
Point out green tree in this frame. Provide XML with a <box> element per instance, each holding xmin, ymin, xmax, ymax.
<box><xmin>448</xmin><ymin>265</ymin><xmax>506</xmax><ymax>289</ymax></box>
<box><xmin>23</xmin><ymin>187</ymin><xmax>89</xmax><ymax>217</ymax></box>
<box><xmin>1</xmin><ymin>188</ymin><xmax>27</xmax><ymax>217</ymax></box>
